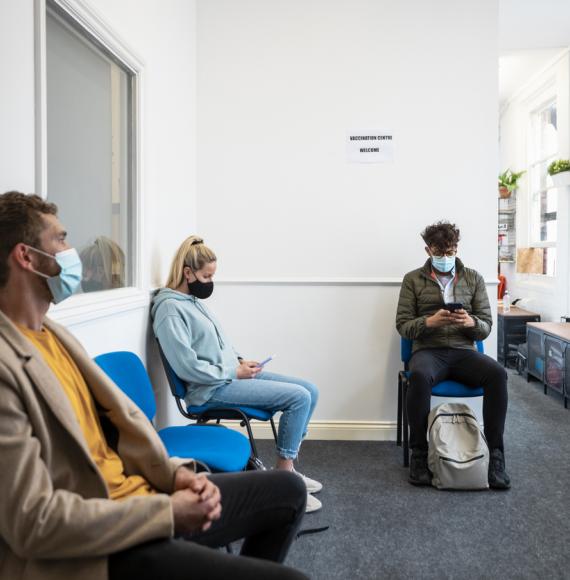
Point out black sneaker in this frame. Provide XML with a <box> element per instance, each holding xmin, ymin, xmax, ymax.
<box><xmin>408</xmin><ymin>449</ymin><xmax>431</xmax><ymax>486</ymax></box>
<box><xmin>488</xmin><ymin>448</ymin><xmax>511</xmax><ymax>490</ymax></box>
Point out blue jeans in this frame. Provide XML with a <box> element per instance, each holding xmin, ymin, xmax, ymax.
<box><xmin>207</xmin><ymin>371</ymin><xmax>319</xmax><ymax>460</ymax></box>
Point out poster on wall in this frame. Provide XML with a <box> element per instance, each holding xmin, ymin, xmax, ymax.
<box><xmin>347</xmin><ymin>129</ymin><xmax>394</xmax><ymax>163</ymax></box>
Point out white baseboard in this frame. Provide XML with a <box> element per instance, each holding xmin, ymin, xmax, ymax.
<box><xmin>221</xmin><ymin>420</ymin><xmax>397</xmax><ymax>441</ymax></box>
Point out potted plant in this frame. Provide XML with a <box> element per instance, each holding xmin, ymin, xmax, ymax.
<box><xmin>498</xmin><ymin>169</ymin><xmax>525</xmax><ymax>198</ymax></box>
<box><xmin>547</xmin><ymin>159</ymin><xmax>570</xmax><ymax>187</ymax></box>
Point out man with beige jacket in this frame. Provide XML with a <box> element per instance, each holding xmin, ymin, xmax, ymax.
<box><xmin>0</xmin><ymin>191</ymin><xmax>308</xmax><ymax>580</ymax></box>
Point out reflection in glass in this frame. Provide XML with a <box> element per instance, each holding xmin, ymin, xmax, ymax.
<box><xmin>80</xmin><ymin>236</ymin><xmax>126</xmax><ymax>293</ymax></box>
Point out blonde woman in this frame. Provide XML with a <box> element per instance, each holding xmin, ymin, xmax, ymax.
<box><xmin>152</xmin><ymin>236</ymin><xmax>322</xmax><ymax>513</ymax></box>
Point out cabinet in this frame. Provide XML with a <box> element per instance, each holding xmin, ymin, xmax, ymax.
<box><xmin>498</xmin><ymin>194</ymin><xmax>516</xmax><ymax>263</ymax></box>
<box><xmin>527</xmin><ymin>325</ymin><xmax>544</xmax><ymax>382</ymax></box>
<box><xmin>527</xmin><ymin>322</ymin><xmax>570</xmax><ymax>408</ymax></box>
<box><xmin>544</xmin><ymin>335</ymin><xmax>565</xmax><ymax>395</ymax></box>
<box><xmin>497</xmin><ymin>306</ymin><xmax>540</xmax><ymax>366</ymax></box>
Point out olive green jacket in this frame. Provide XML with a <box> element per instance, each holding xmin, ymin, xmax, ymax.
<box><xmin>396</xmin><ymin>258</ymin><xmax>492</xmax><ymax>353</ymax></box>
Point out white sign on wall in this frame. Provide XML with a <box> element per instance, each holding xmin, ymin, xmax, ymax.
<box><xmin>347</xmin><ymin>129</ymin><xmax>394</xmax><ymax>163</ymax></box>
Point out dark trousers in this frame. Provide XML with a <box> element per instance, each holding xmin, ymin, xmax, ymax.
<box><xmin>407</xmin><ymin>348</ymin><xmax>508</xmax><ymax>452</ymax></box>
<box><xmin>109</xmin><ymin>470</ymin><xmax>308</xmax><ymax>580</ymax></box>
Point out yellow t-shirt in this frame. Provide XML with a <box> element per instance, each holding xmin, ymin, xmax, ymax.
<box><xmin>18</xmin><ymin>324</ymin><xmax>155</xmax><ymax>500</ymax></box>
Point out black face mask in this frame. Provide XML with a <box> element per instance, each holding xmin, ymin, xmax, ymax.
<box><xmin>187</xmin><ymin>279</ymin><xmax>214</xmax><ymax>299</ymax></box>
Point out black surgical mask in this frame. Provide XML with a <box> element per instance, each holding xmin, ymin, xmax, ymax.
<box><xmin>187</xmin><ymin>278</ymin><xmax>214</xmax><ymax>299</ymax></box>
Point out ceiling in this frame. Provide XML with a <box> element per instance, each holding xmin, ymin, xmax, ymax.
<box><xmin>499</xmin><ymin>0</ymin><xmax>570</xmax><ymax>107</ymax></box>
<box><xmin>499</xmin><ymin>0</ymin><xmax>570</xmax><ymax>51</ymax></box>
<box><xmin>499</xmin><ymin>49</ymin><xmax>564</xmax><ymax>107</ymax></box>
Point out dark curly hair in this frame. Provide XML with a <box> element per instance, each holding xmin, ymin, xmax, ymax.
<box><xmin>420</xmin><ymin>221</ymin><xmax>460</xmax><ymax>252</ymax></box>
<box><xmin>0</xmin><ymin>191</ymin><xmax>58</xmax><ymax>288</ymax></box>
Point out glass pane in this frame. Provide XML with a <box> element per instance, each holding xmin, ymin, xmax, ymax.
<box><xmin>529</xmin><ymin>100</ymin><xmax>558</xmax><ymax>251</ymax></box>
<box><xmin>530</xmin><ymin>163</ymin><xmax>541</xmax><ymax>193</ymax></box>
<box><xmin>544</xmin><ymin>247</ymin><xmax>556</xmax><ymax>277</ymax></box>
<box><xmin>539</xmin><ymin>103</ymin><xmax>557</xmax><ymax>159</ymax></box>
<box><xmin>46</xmin><ymin>9</ymin><xmax>132</xmax><ymax>293</ymax></box>
<box><xmin>538</xmin><ymin>188</ymin><xmax>557</xmax><ymax>243</ymax></box>
<box><xmin>538</xmin><ymin>160</ymin><xmax>550</xmax><ymax>191</ymax></box>
<box><xmin>545</xmin><ymin>220</ymin><xmax>557</xmax><ymax>242</ymax></box>
<box><xmin>546</xmin><ymin>188</ymin><xmax>558</xmax><ymax>213</ymax></box>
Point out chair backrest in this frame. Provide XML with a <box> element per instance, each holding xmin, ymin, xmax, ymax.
<box><xmin>156</xmin><ymin>340</ymin><xmax>187</xmax><ymax>401</ymax></box>
<box><xmin>94</xmin><ymin>351</ymin><xmax>156</xmax><ymax>422</ymax></box>
<box><xmin>401</xmin><ymin>338</ymin><xmax>484</xmax><ymax>367</ymax></box>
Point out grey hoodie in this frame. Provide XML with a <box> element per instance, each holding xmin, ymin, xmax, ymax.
<box><xmin>151</xmin><ymin>288</ymin><xmax>240</xmax><ymax>406</ymax></box>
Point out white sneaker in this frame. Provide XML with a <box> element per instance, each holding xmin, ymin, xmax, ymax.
<box><xmin>305</xmin><ymin>493</ymin><xmax>322</xmax><ymax>514</ymax></box>
<box><xmin>294</xmin><ymin>470</ymin><xmax>323</xmax><ymax>494</ymax></box>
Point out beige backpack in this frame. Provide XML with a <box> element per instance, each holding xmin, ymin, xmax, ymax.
<box><xmin>427</xmin><ymin>402</ymin><xmax>489</xmax><ymax>490</ymax></box>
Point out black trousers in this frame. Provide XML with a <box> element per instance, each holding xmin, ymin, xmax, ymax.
<box><xmin>109</xmin><ymin>470</ymin><xmax>309</xmax><ymax>580</ymax></box>
<box><xmin>407</xmin><ymin>348</ymin><xmax>508</xmax><ymax>452</ymax></box>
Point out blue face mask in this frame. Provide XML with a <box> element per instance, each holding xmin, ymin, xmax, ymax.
<box><xmin>431</xmin><ymin>255</ymin><xmax>456</xmax><ymax>273</ymax></box>
<box><xmin>29</xmin><ymin>247</ymin><xmax>83</xmax><ymax>304</ymax></box>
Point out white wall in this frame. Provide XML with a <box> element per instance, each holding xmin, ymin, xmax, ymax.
<box><xmin>196</xmin><ymin>0</ymin><xmax>499</xmax><ymax>435</ymax></box>
<box><xmin>0</xmin><ymin>0</ymin><xmax>198</xmax><ymax>428</ymax></box>
<box><xmin>499</xmin><ymin>50</ymin><xmax>570</xmax><ymax>321</ymax></box>
<box><xmin>0</xmin><ymin>0</ymin><xmax>36</xmax><ymax>193</ymax></box>
<box><xmin>1</xmin><ymin>0</ymin><xmax>500</xmax><ymax>439</ymax></box>
<box><xmin>499</xmin><ymin>0</ymin><xmax>570</xmax><ymax>52</ymax></box>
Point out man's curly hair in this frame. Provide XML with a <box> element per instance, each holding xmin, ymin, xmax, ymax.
<box><xmin>420</xmin><ymin>221</ymin><xmax>460</xmax><ymax>251</ymax></box>
<box><xmin>0</xmin><ymin>191</ymin><xmax>58</xmax><ymax>288</ymax></box>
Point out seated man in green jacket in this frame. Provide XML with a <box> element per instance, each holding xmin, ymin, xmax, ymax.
<box><xmin>396</xmin><ymin>221</ymin><xmax>510</xmax><ymax>489</ymax></box>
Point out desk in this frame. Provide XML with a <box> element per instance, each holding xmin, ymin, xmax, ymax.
<box><xmin>497</xmin><ymin>306</ymin><xmax>540</xmax><ymax>366</ymax></box>
<box><xmin>527</xmin><ymin>322</ymin><xmax>570</xmax><ymax>408</ymax></box>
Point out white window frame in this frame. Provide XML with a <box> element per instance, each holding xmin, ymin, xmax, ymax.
<box><xmin>521</xmin><ymin>80</ymin><xmax>558</xmax><ymax>280</ymax></box>
<box><xmin>34</xmin><ymin>0</ymin><xmax>147</xmax><ymax>323</ymax></box>
<box><xmin>528</xmin><ymin>98</ymin><xmax>557</xmax><ymax>251</ymax></box>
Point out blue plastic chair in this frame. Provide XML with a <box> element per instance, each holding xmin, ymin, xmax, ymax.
<box><xmin>156</xmin><ymin>341</ymin><xmax>277</xmax><ymax>470</ymax></box>
<box><xmin>397</xmin><ymin>338</ymin><xmax>485</xmax><ymax>467</ymax></box>
<box><xmin>94</xmin><ymin>351</ymin><xmax>251</xmax><ymax>473</ymax></box>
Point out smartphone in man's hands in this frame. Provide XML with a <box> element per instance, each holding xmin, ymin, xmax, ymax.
<box><xmin>443</xmin><ymin>302</ymin><xmax>464</xmax><ymax>312</ymax></box>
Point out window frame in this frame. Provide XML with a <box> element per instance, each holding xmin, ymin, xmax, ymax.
<box><xmin>34</xmin><ymin>0</ymin><xmax>147</xmax><ymax>321</ymax></box>
<box><xmin>524</xmin><ymin>86</ymin><xmax>558</xmax><ymax>277</ymax></box>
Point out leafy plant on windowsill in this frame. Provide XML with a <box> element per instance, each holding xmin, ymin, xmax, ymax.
<box><xmin>547</xmin><ymin>159</ymin><xmax>570</xmax><ymax>175</ymax></box>
<box><xmin>498</xmin><ymin>169</ymin><xmax>525</xmax><ymax>198</ymax></box>
<box><xmin>548</xmin><ymin>159</ymin><xmax>570</xmax><ymax>188</ymax></box>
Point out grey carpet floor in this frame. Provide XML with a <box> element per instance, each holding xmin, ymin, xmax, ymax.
<box><xmin>253</xmin><ymin>371</ymin><xmax>570</xmax><ymax>580</ymax></box>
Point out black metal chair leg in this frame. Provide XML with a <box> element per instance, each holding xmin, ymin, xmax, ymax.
<box><xmin>396</xmin><ymin>375</ymin><xmax>402</xmax><ymax>447</ymax></box>
<box><xmin>402</xmin><ymin>381</ymin><xmax>409</xmax><ymax>468</ymax></box>
<box><xmin>242</xmin><ymin>417</ymin><xmax>259</xmax><ymax>458</ymax></box>
<box><xmin>270</xmin><ymin>417</ymin><xmax>278</xmax><ymax>442</ymax></box>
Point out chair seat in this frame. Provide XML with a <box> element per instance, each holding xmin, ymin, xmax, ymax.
<box><xmin>402</xmin><ymin>371</ymin><xmax>484</xmax><ymax>397</ymax></box>
<box><xmin>187</xmin><ymin>404</ymin><xmax>273</xmax><ymax>421</ymax></box>
<box><xmin>431</xmin><ymin>380</ymin><xmax>484</xmax><ymax>398</ymax></box>
<box><xmin>158</xmin><ymin>425</ymin><xmax>251</xmax><ymax>473</ymax></box>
